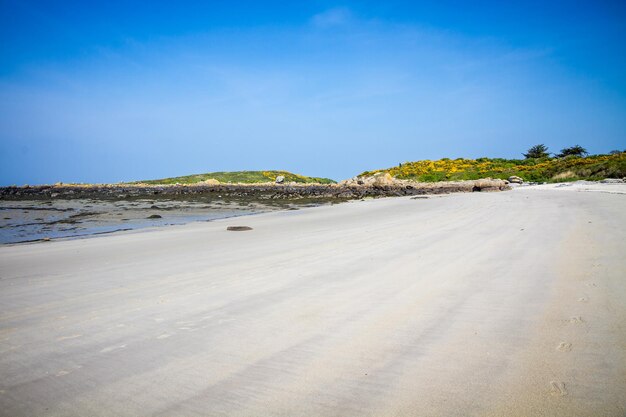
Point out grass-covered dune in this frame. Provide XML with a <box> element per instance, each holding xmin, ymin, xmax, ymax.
<box><xmin>359</xmin><ymin>152</ymin><xmax>626</xmax><ymax>183</ymax></box>
<box><xmin>135</xmin><ymin>170</ymin><xmax>336</xmax><ymax>185</ymax></box>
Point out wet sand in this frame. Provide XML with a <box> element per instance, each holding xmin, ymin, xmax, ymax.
<box><xmin>0</xmin><ymin>198</ymin><xmax>326</xmax><ymax>244</ymax></box>
<box><xmin>0</xmin><ymin>185</ymin><xmax>625</xmax><ymax>416</ymax></box>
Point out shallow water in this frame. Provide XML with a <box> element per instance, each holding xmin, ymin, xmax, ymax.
<box><xmin>0</xmin><ymin>198</ymin><xmax>298</xmax><ymax>244</ymax></box>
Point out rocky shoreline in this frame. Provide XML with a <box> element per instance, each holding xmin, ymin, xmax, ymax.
<box><xmin>0</xmin><ymin>178</ymin><xmax>509</xmax><ymax>200</ymax></box>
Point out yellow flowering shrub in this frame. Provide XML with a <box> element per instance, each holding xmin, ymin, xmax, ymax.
<box><xmin>359</xmin><ymin>153</ymin><xmax>625</xmax><ymax>183</ymax></box>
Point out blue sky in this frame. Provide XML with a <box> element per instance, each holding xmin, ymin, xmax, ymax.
<box><xmin>1</xmin><ymin>1</ymin><xmax>625</xmax><ymax>184</ymax></box>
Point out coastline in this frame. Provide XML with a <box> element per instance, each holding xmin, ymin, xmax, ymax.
<box><xmin>0</xmin><ymin>186</ymin><xmax>624</xmax><ymax>416</ymax></box>
<box><xmin>0</xmin><ymin>178</ymin><xmax>509</xmax><ymax>200</ymax></box>
<box><xmin>0</xmin><ymin>178</ymin><xmax>509</xmax><ymax>245</ymax></box>
<box><xmin>0</xmin><ymin>197</ymin><xmax>288</xmax><ymax>245</ymax></box>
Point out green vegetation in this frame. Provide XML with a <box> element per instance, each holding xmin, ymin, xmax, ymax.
<box><xmin>523</xmin><ymin>144</ymin><xmax>550</xmax><ymax>159</ymax></box>
<box><xmin>360</xmin><ymin>152</ymin><xmax>626</xmax><ymax>183</ymax></box>
<box><xmin>134</xmin><ymin>170</ymin><xmax>336</xmax><ymax>185</ymax></box>
<box><xmin>556</xmin><ymin>145</ymin><xmax>588</xmax><ymax>158</ymax></box>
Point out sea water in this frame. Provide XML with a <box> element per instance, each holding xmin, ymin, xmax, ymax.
<box><xmin>0</xmin><ymin>198</ymin><xmax>278</xmax><ymax>244</ymax></box>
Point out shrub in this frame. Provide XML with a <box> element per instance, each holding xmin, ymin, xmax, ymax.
<box><xmin>557</xmin><ymin>145</ymin><xmax>588</xmax><ymax>158</ymax></box>
<box><xmin>523</xmin><ymin>144</ymin><xmax>550</xmax><ymax>159</ymax></box>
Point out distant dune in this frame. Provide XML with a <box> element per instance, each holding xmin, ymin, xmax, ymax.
<box><xmin>133</xmin><ymin>170</ymin><xmax>336</xmax><ymax>185</ymax></box>
<box><xmin>360</xmin><ymin>152</ymin><xmax>626</xmax><ymax>183</ymax></box>
<box><xmin>133</xmin><ymin>153</ymin><xmax>625</xmax><ymax>187</ymax></box>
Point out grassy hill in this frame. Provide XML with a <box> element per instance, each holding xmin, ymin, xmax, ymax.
<box><xmin>135</xmin><ymin>170</ymin><xmax>336</xmax><ymax>185</ymax></box>
<box><xmin>359</xmin><ymin>152</ymin><xmax>626</xmax><ymax>183</ymax></box>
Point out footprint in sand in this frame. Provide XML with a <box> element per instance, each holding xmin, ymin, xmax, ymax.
<box><xmin>567</xmin><ymin>316</ymin><xmax>584</xmax><ymax>324</ymax></box>
<box><xmin>556</xmin><ymin>342</ymin><xmax>572</xmax><ymax>352</ymax></box>
<box><xmin>578</xmin><ymin>296</ymin><xmax>588</xmax><ymax>303</ymax></box>
<box><xmin>156</xmin><ymin>333</ymin><xmax>171</xmax><ymax>339</ymax></box>
<box><xmin>550</xmin><ymin>381</ymin><xmax>567</xmax><ymax>396</ymax></box>
<box><xmin>56</xmin><ymin>334</ymin><xmax>81</xmax><ymax>342</ymax></box>
<box><xmin>100</xmin><ymin>344</ymin><xmax>126</xmax><ymax>353</ymax></box>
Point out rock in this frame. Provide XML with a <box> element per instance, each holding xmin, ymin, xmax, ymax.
<box><xmin>508</xmin><ymin>176</ymin><xmax>523</xmax><ymax>184</ymax></box>
<box><xmin>227</xmin><ymin>226</ymin><xmax>253</xmax><ymax>231</ymax></box>
<box><xmin>472</xmin><ymin>179</ymin><xmax>509</xmax><ymax>191</ymax></box>
<box><xmin>147</xmin><ymin>214</ymin><xmax>162</xmax><ymax>219</ymax></box>
<box><xmin>600</xmin><ymin>178</ymin><xmax>624</xmax><ymax>183</ymax></box>
<box><xmin>0</xmin><ymin>179</ymin><xmax>514</xmax><ymax>200</ymax></box>
<box><xmin>203</xmin><ymin>179</ymin><xmax>220</xmax><ymax>185</ymax></box>
<box><xmin>275</xmin><ymin>176</ymin><xmax>285</xmax><ymax>184</ymax></box>
<box><xmin>364</xmin><ymin>172</ymin><xmax>396</xmax><ymax>187</ymax></box>
<box><xmin>339</xmin><ymin>177</ymin><xmax>363</xmax><ymax>187</ymax></box>
<box><xmin>380</xmin><ymin>173</ymin><xmax>395</xmax><ymax>185</ymax></box>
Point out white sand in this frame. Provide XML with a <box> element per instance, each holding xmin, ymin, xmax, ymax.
<box><xmin>1</xmin><ymin>186</ymin><xmax>625</xmax><ymax>416</ymax></box>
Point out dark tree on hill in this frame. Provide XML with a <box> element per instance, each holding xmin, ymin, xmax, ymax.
<box><xmin>609</xmin><ymin>150</ymin><xmax>624</xmax><ymax>155</ymax></box>
<box><xmin>523</xmin><ymin>144</ymin><xmax>549</xmax><ymax>159</ymax></box>
<box><xmin>557</xmin><ymin>145</ymin><xmax>588</xmax><ymax>158</ymax></box>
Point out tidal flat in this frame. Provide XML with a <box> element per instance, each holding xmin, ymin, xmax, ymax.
<box><xmin>0</xmin><ymin>179</ymin><xmax>511</xmax><ymax>244</ymax></box>
<box><xmin>0</xmin><ymin>196</ymin><xmax>337</xmax><ymax>244</ymax></box>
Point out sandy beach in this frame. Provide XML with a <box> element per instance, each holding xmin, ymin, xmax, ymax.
<box><xmin>0</xmin><ymin>184</ymin><xmax>625</xmax><ymax>416</ymax></box>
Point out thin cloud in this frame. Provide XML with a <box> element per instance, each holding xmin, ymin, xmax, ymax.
<box><xmin>311</xmin><ymin>7</ymin><xmax>353</xmax><ymax>28</ymax></box>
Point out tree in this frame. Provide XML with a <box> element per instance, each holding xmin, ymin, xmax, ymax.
<box><xmin>523</xmin><ymin>144</ymin><xmax>549</xmax><ymax>159</ymax></box>
<box><xmin>557</xmin><ymin>145</ymin><xmax>588</xmax><ymax>158</ymax></box>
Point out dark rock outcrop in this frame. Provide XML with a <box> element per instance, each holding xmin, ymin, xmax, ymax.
<box><xmin>0</xmin><ymin>179</ymin><xmax>509</xmax><ymax>201</ymax></box>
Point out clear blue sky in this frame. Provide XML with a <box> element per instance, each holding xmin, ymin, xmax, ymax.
<box><xmin>1</xmin><ymin>0</ymin><xmax>625</xmax><ymax>184</ymax></box>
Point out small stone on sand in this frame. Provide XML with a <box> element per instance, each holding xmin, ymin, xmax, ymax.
<box><xmin>227</xmin><ymin>226</ymin><xmax>253</xmax><ymax>231</ymax></box>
